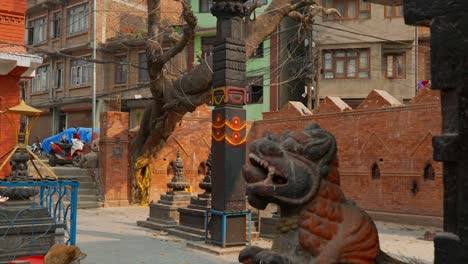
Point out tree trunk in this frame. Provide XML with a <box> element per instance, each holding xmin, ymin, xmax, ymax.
<box><xmin>131</xmin><ymin>0</ymin><xmax>323</xmax><ymax>204</ymax></box>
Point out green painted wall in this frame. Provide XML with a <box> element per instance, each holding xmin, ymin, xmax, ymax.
<box><xmin>191</xmin><ymin>0</ymin><xmax>271</xmax><ymax>121</ymax></box>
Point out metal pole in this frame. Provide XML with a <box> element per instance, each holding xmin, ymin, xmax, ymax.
<box><xmin>414</xmin><ymin>25</ymin><xmax>418</xmax><ymax>95</ymax></box>
<box><xmin>306</xmin><ymin>28</ymin><xmax>313</xmax><ymax>110</ymax></box>
<box><xmin>92</xmin><ymin>0</ymin><xmax>97</xmax><ymax>133</ymax></box>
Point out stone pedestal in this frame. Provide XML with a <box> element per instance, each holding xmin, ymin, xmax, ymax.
<box><xmin>168</xmin><ymin>152</ymin><xmax>212</xmax><ymax>240</ymax></box>
<box><xmin>0</xmin><ymin>201</ymin><xmax>58</xmax><ymax>262</ymax></box>
<box><xmin>138</xmin><ymin>151</ymin><xmax>192</xmax><ymax>231</ymax></box>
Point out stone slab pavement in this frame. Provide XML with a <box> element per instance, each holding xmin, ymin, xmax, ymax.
<box><xmin>77</xmin><ymin>206</ymin><xmax>439</xmax><ymax>264</ymax></box>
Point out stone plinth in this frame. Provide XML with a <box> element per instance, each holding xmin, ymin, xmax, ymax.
<box><xmin>138</xmin><ymin>192</ymin><xmax>192</xmax><ymax>230</ymax></box>
<box><xmin>137</xmin><ymin>151</ymin><xmax>192</xmax><ymax>231</ymax></box>
<box><xmin>169</xmin><ymin>193</ymin><xmax>212</xmax><ymax>241</ymax></box>
<box><xmin>0</xmin><ymin>201</ymin><xmax>58</xmax><ymax>262</ymax></box>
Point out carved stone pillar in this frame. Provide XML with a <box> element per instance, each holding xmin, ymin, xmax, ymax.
<box><xmin>210</xmin><ymin>0</ymin><xmax>249</xmax><ymax>246</ymax></box>
<box><xmin>403</xmin><ymin>0</ymin><xmax>468</xmax><ymax>262</ymax></box>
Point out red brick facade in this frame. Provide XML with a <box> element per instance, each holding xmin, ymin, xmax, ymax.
<box><xmin>99</xmin><ymin>112</ymin><xmax>130</xmax><ymax>206</ymax></box>
<box><xmin>249</xmin><ymin>89</ymin><xmax>442</xmax><ymax>217</ymax></box>
<box><xmin>0</xmin><ymin>0</ymin><xmax>27</xmax><ymax>177</ymax></box>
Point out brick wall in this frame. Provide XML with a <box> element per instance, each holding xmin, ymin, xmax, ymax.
<box><xmin>0</xmin><ymin>0</ymin><xmax>26</xmax><ymax>44</ymax></box>
<box><xmin>249</xmin><ymin>89</ymin><xmax>443</xmax><ymax>217</ymax></box>
<box><xmin>0</xmin><ymin>76</ymin><xmax>20</xmax><ymax>177</ymax></box>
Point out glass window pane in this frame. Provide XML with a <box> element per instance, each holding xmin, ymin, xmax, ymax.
<box><xmin>324</xmin><ymin>53</ymin><xmax>332</xmax><ymax>70</ymax></box>
<box><xmin>359</xmin><ymin>71</ymin><xmax>369</xmax><ymax>78</ymax></box>
<box><xmin>348</xmin><ymin>0</ymin><xmax>357</xmax><ymax>18</ymax></box>
<box><xmin>396</xmin><ymin>6</ymin><xmax>403</xmax><ymax>17</ymax></box>
<box><xmin>359</xmin><ymin>11</ymin><xmax>369</xmax><ymax>18</ymax></box>
<box><xmin>387</xmin><ymin>55</ymin><xmax>394</xmax><ymax>77</ymax></box>
<box><xmin>347</xmin><ymin>50</ymin><xmax>357</xmax><ymax>57</ymax></box>
<box><xmin>336</xmin><ymin>1</ymin><xmax>345</xmax><ymax>18</ymax></box>
<box><xmin>396</xmin><ymin>54</ymin><xmax>404</xmax><ymax>77</ymax></box>
<box><xmin>325</xmin><ymin>0</ymin><xmax>333</xmax><ymax>8</ymax></box>
<box><xmin>386</xmin><ymin>6</ymin><xmax>393</xmax><ymax>17</ymax></box>
<box><xmin>335</xmin><ymin>50</ymin><xmax>346</xmax><ymax>57</ymax></box>
<box><xmin>324</xmin><ymin>72</ymin><xmax>334</xmax><ymax>79</ymax></box>
<box><xmin>359</xmin><ymin>50</ymin><xmax>368</xmax><ymax>69</ymax></box>
<box><xmin>348</xmin><ymin>58</ymin><xmax>356</xmax><ymax>77</ymax></box>
<box><xmin>336</xmin><ymin>60</ymin><xmax>345</xmax><ymax>76</ymax></box>
<box><xmin>360</xmin><ymin>0</ymin><xmax>369</xmax><ymax>10</ymax></box>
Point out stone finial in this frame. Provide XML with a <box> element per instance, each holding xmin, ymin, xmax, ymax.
<box><xmin>199</xmin><ymin>152</ymin><xmax>212</xmax><ymax>194</ymax></box>
<box><xmin>167</xmin><ymin>150</ymin><xmax>190</xmax><ymax>192</ymax></box>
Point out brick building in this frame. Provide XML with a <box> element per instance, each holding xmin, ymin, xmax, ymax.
<box><xmin>0</xmin><ymin>0</ymin><xmax>42</xmax><ymax>176</ymax></box>
<box><xmin>24</xmin><ymin>0</ymin><xmax>185</xmax><ymax>141</ymax></box>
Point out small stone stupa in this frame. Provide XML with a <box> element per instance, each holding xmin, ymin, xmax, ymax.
<box><xmin>168</xmin><ymin>152</ymin><xmax>212</xmax><ymax>240</ymax></box>
<box><xmin>137</xmin><ymin>150</ymin><xmax>192</xmax><ymax>231</ymax></box>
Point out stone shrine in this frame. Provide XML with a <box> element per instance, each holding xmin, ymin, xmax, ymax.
<box><xmin>168</xmin><ymin>153</ymin><xmax>212</xmax><ymax>241</ymax></box>
<box><xmin>137</xmin><ymin>151</ymin><xmax>192</xmax><ymax>230</ymax></box>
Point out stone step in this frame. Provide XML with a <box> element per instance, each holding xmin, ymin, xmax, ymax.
<box><xmin>78</xmin><ymin>195</ymin><xmax>100</xmax><ymax>202</ymax></box>
<box><xmin>175</xmin><ymin>224</ymin><xmax>206</xmax><ymax>236</ymax></box>
<box><xmin>77</xmin><ymin>201</ymin><xmax>103</xmax><ymax>209</ymax></box>
<box><xmin>51</xmin><ymin>167</ymin><xmax>89</xmax><ymax>176</ymax></box>
<box><xmin>77</xmin><ymin>188</ymin><xmax>97</xmax><ymax>196</ymax></box>
<box><xmin>166</xmin><ymin>227</ymin><xmax>205</xmax><ymax>241</ymax></box>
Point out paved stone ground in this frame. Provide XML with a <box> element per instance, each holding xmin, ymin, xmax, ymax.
<box><xmin>77</xmin><ymin>206</ymin><xmax>438</xmax><ymax>264</ymax></box>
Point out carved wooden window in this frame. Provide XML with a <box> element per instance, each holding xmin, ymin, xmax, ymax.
<box><xmin>424</xmin><ymin>163</ymin><xmax>435</xmax><ymax>180</ymax></box>
<box><xmin>371</xmin><ymin>163</ymin><xmax>380</xmax><ymax>179</ymax></box>
<box><xmin>323</xmin><ymin>49</ymin><xmax>370</xmax><ymax>79</ymax></box>
<box><xmin>199</xmin><ymin>0</ymin><xmax>213</xmax><ymax>13</ymax></box>
<box><xmin>246</xmin><ymin>76</ymin><xmax>264</xmax><ymax>104</ymax></box>
<box><xmin>385</xmin><ymin>53</ymin><xmax>406</xmax><ymax>79</ymax></box>
<box><xmin>324</xmin><ymin>0</ymin><xmax>371</xmax><ymax>20</ymax></box>
<box><xmin>384</xmin><ymin>5</ymin><xmax>403</xmax><ymax>18</ymax></box>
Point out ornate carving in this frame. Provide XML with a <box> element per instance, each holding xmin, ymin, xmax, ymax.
<box><xmin>239</xmin><ymin>125</ymin><xmax>402</xmax><ymax>264</ymax></box>
<box><xmin>0</xmin><ymin>13</ymin><xmax>24</xmax><ymax>25</ymax></box>
<box><xmin>212</xmin><ymin>113</ymin><xmax>247</xmax><ymax>146</ymax></box>
<box><xmin>199</xmin><ymin>152</ymin><xmax>212</xmax><ymax>194</ymax></box>
<box><xmin>210</xmin><ymin>0</ymin><xmax>249</xmax><ymax>18</ymax></box>
<box><xmin>166</xmin><ymin>150</ymin><xmax>190</xmax><ymax>191</ymax></box>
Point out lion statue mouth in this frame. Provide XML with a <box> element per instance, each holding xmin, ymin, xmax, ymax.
<box><xmin>242</xmin><ymin>124</ymin><xmax>337</xmax><ymax>212</ymax></box>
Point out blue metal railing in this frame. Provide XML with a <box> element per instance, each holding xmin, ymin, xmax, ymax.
<box><xmin>0</xmin><ymin>180</ymin><xmax>80</xmax><ymax>245</ymax></box>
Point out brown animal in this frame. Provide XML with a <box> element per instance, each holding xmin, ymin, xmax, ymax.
<box><xmin>240</xmin><ymin>124</ymin><xmax>408</xmax><ymax>264</ymax></box>
<box><xmin>44</xmin><ymin>244</ymin><xmax>87</xmax><ymax>264</ymax></box>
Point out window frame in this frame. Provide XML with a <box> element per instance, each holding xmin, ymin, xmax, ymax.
<box><xmin>384</xmin><ymin>5</ymin><xmax>403</xmax><ymax>18</ymax></box>
<box><xmin>32</xmin><ymin>65</ymin><xmax>49</xmax><ymax>93</ymax></box>
<box><xmin>67</xmin><ymin>3</ymin><xmax>89</xmax><ymax>35</ymax></box>
<box><xmin>384</xmin><ymin>52</ymin><xmax>406</xmax><ymax>79</ymax></box>
<box><xmin>200</xmin><ymin>36</ymin><xmax>216</xmax><ymax>60</ymax></box>
<box><xmin>246</xmin><ymin>76</ymin><xmax>264</xmax><ymax>104</ymax></box>
<box><xmin>324</xmin><ymin>0</ymin><xmax>371</xmax><ymax>21</ymax></box>
<box><xmin>115</xmin><ymin>55</ymin><xmax>128</xmax><ymax>85</ymax></box>
<box><xmin>138</xmin><ymin>52</ymin><xmax>149</xmax><ymax>83</ymax></box>
<box><xmin>70</xmin><ymin>58</ymin><xmax>92</xmax><ymax>86</ymax></box>
<box><xmin>51</xmin><ymin>11</ymin><xmax>61</xmax><ymax>39</ymax></box>
<box><xmin>322</xmin><ymin>48</ymin><xmax>370</xmax><ymax>80</ymax></box>
<box><xmin>55</xmin><ymin>62</ymin><xmax>64</xmax><ymax>89</ymax></box>
<box><xmin>28</xmin><ymin>16</ymin><xmax>47</xmax><ymax>45</ymax></box>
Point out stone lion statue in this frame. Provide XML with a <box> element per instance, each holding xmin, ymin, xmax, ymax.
<box><xmin>239</xmin><ymin>124</ymin><xmax>410</xmax><ymax>264</ymax></box>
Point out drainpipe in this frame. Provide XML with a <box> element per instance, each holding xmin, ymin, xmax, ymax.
<box><xmin>92</xmin><ymin>0</ymin><xmax>97</xmax><ymax>133</ymax></box>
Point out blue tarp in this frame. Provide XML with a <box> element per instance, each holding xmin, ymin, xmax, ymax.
<box><xmin>42</xmin><ymin>128</ymin><xmax>98</xmax><ymax>153</ymax></box>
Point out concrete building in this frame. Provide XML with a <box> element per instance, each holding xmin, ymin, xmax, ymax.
<box><xmin>0</xmin><ymin>0</ymin><xmax>42</xmax><ymax>176</ymax></box>
<box><xmin>314</xmin><ymin>1</ymin><xmax>424</xmax><ymax>106</ymax></box>
<box><xmin>24</xmin><ymin>0</ymin><xmax>185</xmax><ymax>140</ymax></box>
